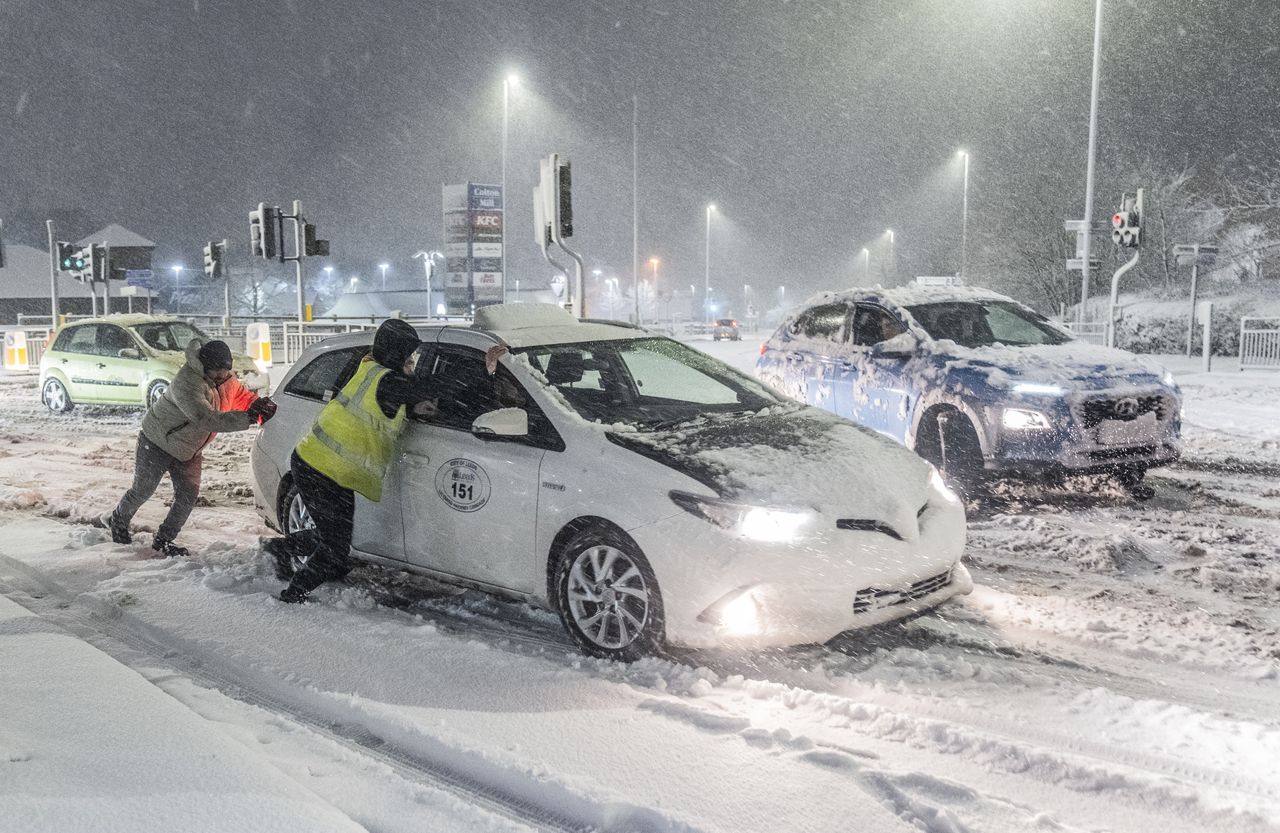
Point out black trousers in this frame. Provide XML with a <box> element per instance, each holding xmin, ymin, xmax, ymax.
<box><xmin>285</xmin><ymin>450</ymin><xmax>355</xmax><ymax>594</ymax></box>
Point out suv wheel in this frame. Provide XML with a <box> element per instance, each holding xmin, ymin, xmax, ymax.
<box><xmin>918</xmin><ymin>410</ymin><xmax>984</xmax><ymax>500</ymax></box>
<box><xmin>554</xmin><ymin>527</ymin><xmax>664</xmax><ymax>661</ymax></box>
<box><xmin>42</xmin><ymin>378</ymin><xmax>73</xmax><ymax>414</ymax></box>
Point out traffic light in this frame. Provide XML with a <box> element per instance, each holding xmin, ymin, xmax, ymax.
<box><xmin>69</xmin><ymin>246</ymin><xmax>96</xmax><ymax>281</ymax></box>
<box><xmin>302</xmin><ymin>223</ymin><xmax>330</xmax><ymax>257</ymax></box>
<box><xmin>249</xmin><ymin>203</ymin><xmax>279</xmax><ymax>260</ymax></box>
<box><xmin>56</xmin><ymin>241</ymin><xmax>81</xmax><ymax>272</ymax></box>
<box><xmin>203</xmin><ymin>241</ymin><xmax>224</xmax><ymax>278</ymax></box>
<box><xmin>1111</xmin><ymin>192</ymin><xmax>1142</xmax><ymax>248</ymax></box>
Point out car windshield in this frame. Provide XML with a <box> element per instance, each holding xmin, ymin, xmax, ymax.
<box><xmin>132</xmin><ymin>322</ymin><xmax>208</xmax><ymax>352</ymax></box>
<box><xmin>905</xmin><ymin>300</ymin><xmax>1072</xmax><ymax>348</ymax></box>
<box><xmin>516</xmin><ymin>337</ymin><xmax>784</xmax><ymax>429</ymax></box>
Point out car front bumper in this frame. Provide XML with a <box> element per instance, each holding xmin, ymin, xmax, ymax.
<box><xmin>633</xmin><ymin>500</ymin><xmax>971</xmax><ymax>649</ymax></box>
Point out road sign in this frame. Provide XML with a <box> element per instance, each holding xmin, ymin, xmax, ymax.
<box><xmin>1065</xmin><ymin>258</ymin><xmax>1102</xmax><ymax>271</ymax></box>
<box><xmin>125</xmin><ymin>269</ymin><xmax>154</xmax><ymax>288</ymax></box>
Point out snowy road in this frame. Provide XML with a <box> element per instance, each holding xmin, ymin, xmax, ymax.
<box><xmin>1</xmin><ymin>345</ymin><xmax>1278</xmax><ymax>833</ymax></box>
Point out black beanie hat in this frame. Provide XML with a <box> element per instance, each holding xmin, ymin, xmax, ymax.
<box><xmin>198</xmin><ymin>340</ymin><xmax>234</xmax><ymax>371</ymax></box>
<box><xmin>372</xmin><ymin>319</ymin><xmax>421</xmax><ymax>370</ymax></box>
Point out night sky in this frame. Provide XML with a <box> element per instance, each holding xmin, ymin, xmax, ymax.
<box><xmin>2</xmin><ymin>0</ymin><xmax>1275</xmax><ymax>305</ymax></box>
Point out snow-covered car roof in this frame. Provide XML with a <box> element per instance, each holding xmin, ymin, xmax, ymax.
<box><xmin>470</xmin><ymin>303</ymin><xmax>644</xmax><ymax>348</ymax></box>
<box><xmin>54</xmin><ymin>313</ymin><xmax>188</xmax><ymax>329</ymax></box>
<box><xmin>799</xmin><ymin>284</ymin><xmax>1021</xmax><ymax>310</ymax></box>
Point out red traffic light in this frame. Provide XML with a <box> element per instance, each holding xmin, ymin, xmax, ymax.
<box><xmin>1112</xmin><ymin>213</ymin><xmax>1126</xmax><ymax>228</ymax></box>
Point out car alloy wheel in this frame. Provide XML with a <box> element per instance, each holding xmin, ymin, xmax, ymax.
<box><xmin>286</xmin><ymin>488</ymin><xmax>315</xmax><ymax>534</ymax></box>
<box><xmin>555</xmin><ymin>529</ymin><xmax>664</xmax><ymax>660</ymax></box>
<box><xmin>147</xmin><ymin>380</ymin><xmax>169</xmax><ymax>408</ymax></box>
<box><xmin>43</xmin><ymin>379</ymin><xmax>73</xmax><ymax>413</ymax></box>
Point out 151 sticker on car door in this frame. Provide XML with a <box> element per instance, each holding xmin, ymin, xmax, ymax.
<box><xmin>435</xmin><ymin>458</ymin><xmax>492</xmax><ymax>512</ymax></box>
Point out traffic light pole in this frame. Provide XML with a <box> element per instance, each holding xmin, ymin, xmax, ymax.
<box><xmin>220</xmin><ymin>240</ymin><xmax>231</xmax><ymax>328</ymax></box>
<box><xmin>46</xmin><ymin>220</ymin><xmax>60</xmax><ymax>323</ymax></box>
<box><xmin>281</xmin><ymin>200</ymin><xmax>306</xmax><ymax>322</ymax></box>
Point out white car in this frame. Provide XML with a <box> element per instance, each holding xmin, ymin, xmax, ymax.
<box><xmin>251</xmin><ymin>304</ymin><xmax>971</xmax><ymax>660</ymax></box>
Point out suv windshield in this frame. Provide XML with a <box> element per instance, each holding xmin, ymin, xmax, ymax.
<box><xmin>906</xmin><ymin>300</ymin><xmax>1072</xmax><ymax>348</ymax></box>
<box><xmin>516</xmin><ymin>337</ymin><xmax>783</xmax><ymax>428</ymax></box>
<box><xmin>132</xmin><ymin>321</ymin><xmax>208</xmax><ymax>352</ymax></box>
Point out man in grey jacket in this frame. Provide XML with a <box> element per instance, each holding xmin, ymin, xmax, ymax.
<box><xmin>108</xmin><ymin>339</ymin><xmax>273</xmax><ymax>557</ymax></box>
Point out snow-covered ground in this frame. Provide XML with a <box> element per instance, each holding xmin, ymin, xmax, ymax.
<box><xmin>1</xmin><ymin>339</ymin><xmax>1278</xmax><ymax>832</ymax></box>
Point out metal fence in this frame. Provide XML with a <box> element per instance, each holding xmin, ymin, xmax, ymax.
<box><xmin>1060</xmin><ymin>321</ymin><xmax>1108</xmax><ymax>346</ymax></box>
<box><xmin>1240</xmin><ymin>317</ymin><xmax>1280</xmax><ymax>370</ymax></box>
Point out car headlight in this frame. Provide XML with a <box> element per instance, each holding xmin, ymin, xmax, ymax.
<box><xmin>1011</xmin><ymin>382</ymin><xmax>1065</xmax><ymax>395</ymax></box>
<box><xmin>1161</xmin><ymin>369</ymin><xmax>1176</xmax><ymax>388</ymax></box>
<box><xmin>669</xmin><ymin>491</ymin><xmax>813</xmax><ymax>543</ymax></box>
<box><xmin>1002</xmin><ymin>407</ymin><xmax>1050</xmax><ymax>430</ymax></box>
<box><xmin>928</xmin><ymin>466</ymin><xmax>961</xmax><ymax>504</ymax></box>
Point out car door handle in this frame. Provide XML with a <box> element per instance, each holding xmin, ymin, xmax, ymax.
<box><xmin>97</xmin><ymin>363</ymin><xmax>107</xmax><ymax>369</ymax></box>
<box><xmin>60</xmin><ymin>358</ymin><xmax>68</xmax><ymax>364</ymax></box>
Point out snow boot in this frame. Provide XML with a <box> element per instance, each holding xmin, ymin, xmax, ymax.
<box><xmin>107</xmin><ymin>512</ymin><xmax>132</xmax><ymax>545</ymax></box>
<box><xmin>152</xmin><ymin>538</ymin><xmax>190</xmax><ymax>558</ymax></box>
<box><xmin>279</xmin><ymin>585</ymin><xmax>308</xmax><ymax>604</ymax></box>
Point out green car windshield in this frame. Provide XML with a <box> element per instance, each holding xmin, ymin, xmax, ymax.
<box><xmin>132</xmin><ymin>322</ymin><xmax>207</xmax><ymax>352</ymax></box>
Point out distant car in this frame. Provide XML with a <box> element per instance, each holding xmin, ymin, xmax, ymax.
<box><xmin>251</xmin><ymin>303</ymin><xmax>970</xmax><ymax>660</ymax></box>
<box><xmin>756</xmin><ymin>286</ymin><xmax>1182</xmax><ymax>498</ymax></box>
<box><xmin>711</xmin><ymin>318</ymin><xmax>740</xmax><ymax>341</ymax></box>
<box><xmin>38</xmin><ymin>315</ymin><xmax>267</xmax><ymax>413</ymax></box>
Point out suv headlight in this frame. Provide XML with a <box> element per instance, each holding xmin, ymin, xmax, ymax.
<box><xmin>670</xmin><ymin>491</ymin><xmax>813</xmax><ymax>543</ymax></box>
<box><xmin>1002</xmin><ymin>407</ymin><xmax>1050</xmax><ymax>430</ymax></box>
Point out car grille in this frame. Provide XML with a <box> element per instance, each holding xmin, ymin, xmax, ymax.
<box><xmin>1088</xmin><ymin>445</ymin><xmax>1158</xmax><ymax>460</ymax></box>
<box><xmin>836</xmin><ymin>518</ymin><xmax>904</xmax><ymax>540</ymax></box>
<box><xmin>1077</xmin><ymin>394</ymin><xmax>1169</xmax><ymax>428</ymax></box>
<box><xmin>853</xmin><ymin>569</ymin><xmax>952</xmax><ymax>615</ymax></box>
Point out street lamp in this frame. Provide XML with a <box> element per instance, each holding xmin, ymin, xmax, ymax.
<box><xmin>171</xmin><ymin>265</ymin><xmax>183</xmax><ymax>314</ymax></box>
<box><xmin>647</xmin><ymin>257</ymin><xmax>660</xmax><ymax>324</ymax></box>
<box><xmin>861</xmin><ymin>247</ymin><xmax>870</xmax><ymax>284</ymax></box>
<box><xmin>957</xmin><ymin>150</ymin><xmax>970</xmax><ymax>280</ymax></box>
<box><xmin>885</xmin><ymin>229</ymin><xmax>896</xmax><ymax>284</ymax></box>
<box><xmin>349</xmin><ymin>276</ymin><xmax>358</xmax><ymax>293</ymax></box>
<box><xmin>378</xmin><ymin>262</ymin><xmax>389</xmax><ymax>291</ymax></box>
<box><xmin>502</xmin><ymin>72</ymin><xmax>520</xmax><ymax>304</ymax></box>
<box><xmin>1078</xmin><ymin>0</ymin><xmax>1104</xmax><ymax>323</ymax></box>
<box><xmin>704</xmin><ymin>203</ymin><xmax>717</xmax><ymax>322</ymax></box>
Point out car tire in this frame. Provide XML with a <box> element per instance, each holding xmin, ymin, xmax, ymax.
<box><xmin>553</xmin><ymin>526</ymin><xmax>665</xmax><ymax>661</ymax></box>
<box><xmin>146</xmin><ymin>380</ymin><xmax>170</xmax><ymax>409</ymax></box>
<box><xmin>42</xmin><ymin>378</ymin><xmax>73</xmax><ymax>414</ymax></box>
<box><xmin>917</xmin><ymin>410</ymin><xmax>984</xmax><ymax>501</ymax></box>
<box><xmin>1114</xmin><ymin>465</ymin><xmax>1155</xmax><ymax>501</ymax></box>
<box><xmin>273</xmin><ymin>481</ymin><xmax>320</xmax><ymax>576</ymax></box>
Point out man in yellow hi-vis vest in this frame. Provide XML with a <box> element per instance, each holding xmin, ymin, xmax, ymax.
<box><xmin>274</xmin><ymin>319</ymin><xmax>437</xmax><ymax>603</ymax></box>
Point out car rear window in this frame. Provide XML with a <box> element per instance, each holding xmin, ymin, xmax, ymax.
<box><xmin>284</xmin><ymin>347</ymin><xmax>364</xmax><ymax>401</ymax></box>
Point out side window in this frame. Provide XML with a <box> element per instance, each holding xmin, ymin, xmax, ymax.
<box><xmin>60</xmin><ymin>325</ymin><xmax>98</xmax><ymax>355</ymax></box>
<box><xmin>284</xmin><ymin>347</ymin><xmax>365</xmax><ymax>401</ymax></box>
<box><xmin>791</xmin><ymin>303</ymin><xmax>849</xmax><ymax>342</ymax></box>
<box><xmin>851</xmin><ymin>305</ymin><xmax>906</xmax><ymax>347</ymax></box>
<box><xmin>425</xmin><ymin>348</ymin><xmax>501</xmax><ymax>431</ymax></box>
<box><xmin>97</xmin><ymin>325</ymin><xmax>134</xmax><ymax>357</ymax></box>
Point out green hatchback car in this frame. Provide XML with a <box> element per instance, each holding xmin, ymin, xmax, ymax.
<box><xmin>38</xmin><ymin>315</ymin><xmax>266</xmax><ymax>413</ymax></box>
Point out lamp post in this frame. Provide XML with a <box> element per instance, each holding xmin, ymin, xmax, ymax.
<box><xmin>885</xmin><ymin>229</ymin><xmax>896</xmax><ymax>284</ymax></box>
<box><xmin>647</xmin><ymin>257</ymin><xmax>659</xmax><ymax>324</ymax></box>
<box><xmin>502</xmin><ymin>72</ymin><xmax>519</xmax><ymax>304</ymax></box>
<box><xmin>1078</xmin><ymin>0</ymin><xmax>1104</xmax><ymax>323</ymax></box>
<box><xmin>348</xmin><ymin>276</ymin><xmax>358</xmax><ymax>293</ymax></box>
<box><xmin>378</xmin><ymin>262</ymin><xmax>389</xmax><ymax>291</ymax></box>
<box><xmin>171</xmin><ymin>265</ymin><xmax>183</xmax><ymax>314</ymax></box>
<box><xmin>704</xmin><ymin>203</ymin><xmax>716</xmax><ymax>322</ymax></box>
<box><xmin>861</xmin><ymin>247</ymin><xmax>870</xmax><ymax>284</ymax></box>
<box><xmin>957</xmin><ymin>150</ymin><xmax>970</xmax><ymax>280</ymax></box>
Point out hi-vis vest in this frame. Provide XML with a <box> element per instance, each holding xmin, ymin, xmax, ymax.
<box><xmin>296</xmin><ymin>360</ymin><xmax>407</xmax><ymax>502</ymax></box>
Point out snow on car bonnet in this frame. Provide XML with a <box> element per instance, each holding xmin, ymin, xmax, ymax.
<box><xmin>614</xmin><ymin>408</ymin><xmax>933</xmax><ymax>542</ymax></box>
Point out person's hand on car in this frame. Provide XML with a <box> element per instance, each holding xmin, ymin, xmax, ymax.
<box><xmin>247</xmin><ymin>396</ymin><xmax>277</xmax><ymax>425</ymax></box>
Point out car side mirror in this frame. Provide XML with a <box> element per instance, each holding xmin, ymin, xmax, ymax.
<box><xmin>871</xmin><ymin>333</ymin><xmax>918</xmax><ymax>359</ymax></box>
<box><xmin>119</xmin><ymin>347</ymin><xmax>142</xmax><ymax>360</ymax></box>
<box><xmin>471</xmin><ymin>407</ymin><xmax>529</xmax><ymax>439</ymax></box>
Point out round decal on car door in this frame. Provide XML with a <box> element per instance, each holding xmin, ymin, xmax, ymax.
<box><xmin>435</xmin><ymin>458</ymin><xmax>492</xmax><ymax>512</ymax></box>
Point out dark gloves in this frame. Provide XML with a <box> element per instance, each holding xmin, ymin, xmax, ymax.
<box><xmin>247</xmin><ymin>396</ymin><xmax>278</xmax><ymax>425</ymax></box>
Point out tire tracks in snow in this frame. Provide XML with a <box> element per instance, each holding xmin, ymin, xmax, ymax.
<box><xmin>0</xmin><ymin>554</ymin><xmax>697</xmax><ymax>833</ymax></box>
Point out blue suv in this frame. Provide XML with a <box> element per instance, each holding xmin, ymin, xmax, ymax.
<box><xmin>755</xmin><ymin>286</ymin><xmax>1182</xmax><ymax>497</ymax></box>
